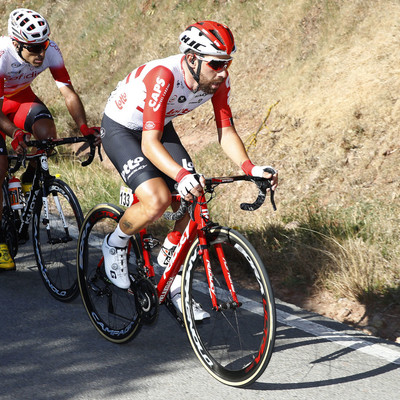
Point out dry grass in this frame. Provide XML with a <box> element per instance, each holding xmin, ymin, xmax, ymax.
<box><xmin>1</xmin><ymin>0</ymin><xmax>400</xmax><ymax>305</ymax></box>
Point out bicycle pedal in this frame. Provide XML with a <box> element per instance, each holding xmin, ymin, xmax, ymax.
<box><xmin>142</xmin><ymin>234</ymin><xmax>160</xmax><ymax>249</ymax></box>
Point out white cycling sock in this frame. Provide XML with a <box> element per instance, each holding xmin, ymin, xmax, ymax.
<box><xmin>108</xmin><ymin>224</ymin><xmax>132</xmax><ymax>248</ymax></box>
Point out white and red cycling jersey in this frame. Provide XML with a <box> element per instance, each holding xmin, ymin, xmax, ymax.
<box><xmin>104</xmin><ymin>54</ymin><xmax>233</xmax><ymax>132</ymax></box>
<box><xmin>0</xmin><ymin>36</ymin><xmax>71</xmax><ymax>99</ymax></box>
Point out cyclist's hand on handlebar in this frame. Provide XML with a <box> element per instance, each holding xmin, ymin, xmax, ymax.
<box><xmin>80</xmin><ymin>124</ymin><xmax>102</xmax><ymax>146</ymax></box>
<box><xmin>242</xmin><ymin>160</ymin><xmax>278</xmax><ymax>191</ymax></box>
<box><xmin>11</xmin><ymin>129</ymin><xmax>31</xmax><ymax>154</ymax></box>
<box><xmin>253</xmin><ymin>165</ymin><xmax>278</xmax><ymax>191</ymax></box>
<box><xmin>176</xmin><ymin>169</ymin><xmax>204</xmax><ymax>200</ymax></box>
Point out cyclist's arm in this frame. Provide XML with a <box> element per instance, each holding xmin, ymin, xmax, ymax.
<box><xmin>218</xmin><ymin>125</ymin><xmax>278</xmax><ymax>189</ymax></box>
<box><xmin>0</xmin><ymin>102</ymin><xmax>17</xmax><ymax>138</ymax></box>
<box><xmin>141</xmin><ymin>129</ymin><xmax>183</xmax><ymax>180</ymax></box>
<box><xmin>58</xmin><ymin>84</ymin><xmax>87</xmax><ymax>128</ymax></box>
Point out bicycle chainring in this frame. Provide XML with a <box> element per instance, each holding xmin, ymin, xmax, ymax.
<box><xmin>132</xmin><ymin>275</ymin><xmax>159</xmax><ymax>325</ymax></box>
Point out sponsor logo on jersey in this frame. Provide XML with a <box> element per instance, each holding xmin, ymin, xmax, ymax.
<box><xmin>168</xmin><ymin>95</ymin><xmax>177</xmax><ymax>103</ymax></box>
<box><xmin>165</xmin><ymin>108</ymin><xmax>191</xmax><ymax>117</ymax></box>
<box><xmin>178</xmin><ymin>96</ymin><xmax>186</xmax><ymax>103</ymax></box>
<box><xmin>148</xmin><ymin>76</ymin><xmax>169</xmax><ymax>112</ymax></box>
<box><xmin>144</xmin><ymin>121</ymin><xmax>156</xmax><ymax>130</ymax></box>
<box><xmin>115</xmin><ymin>92</ymin><xmax>128</xmax><ymax>110</ymax></box>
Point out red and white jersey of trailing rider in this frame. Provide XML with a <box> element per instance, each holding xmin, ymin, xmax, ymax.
<box><xmin>0</xmin><ymin>36</ymin><xmax>71</xmax><ymax>99</ymax></box>
<box><xmin>104</xmin><ymin>54</ymin><xmax>233</xmax><ymax>132</ymax></box>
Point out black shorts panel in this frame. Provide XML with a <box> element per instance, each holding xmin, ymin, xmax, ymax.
<box><xmin>24</xmin><ymin>101</ymin><xmax>53</xmax><ymax>132</ymax></box>
<box><xmin>101</xmin><ymin>114</ymin><xmax>194</xmax><ymax>193</ymax></box>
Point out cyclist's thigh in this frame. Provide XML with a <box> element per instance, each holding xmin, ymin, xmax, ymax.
<box><xmin>101</xmin><ymin>113</ymin><xmax>165</xmax><ymax>192</ymax></box>
<box><xmin>3</xmin><ymin>87</ymin><xmax>53</xmax><ymax>135</ymax></box>
<box><xmin>161</xmin><ymin>122</ymin><xmax>195</xmax><ymax>174</ymax></box>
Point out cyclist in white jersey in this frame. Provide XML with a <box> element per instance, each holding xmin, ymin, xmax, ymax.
<box><xmin>0</xmin><ymin>9</ymin><xmax>100</xmax><ymax>270</ymax></box>
<box><xmin>100</xmin><ymin>21</ymin><xmax>278</xmax><ymax>320</ymax></box>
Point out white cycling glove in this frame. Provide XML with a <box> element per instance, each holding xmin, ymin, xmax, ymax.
<box><xmin>176</xmin><ymin>170</ymin><xmax>201</xmax><ymax>197</ymax></box>
<box><xmin>251</xmin><ymin>165</ymin><xmax>277</xmax><ymax>177</ymax></box>
<box><xmin>241</xmin><ymin>160</ymin><xmax>277</xmax><ymax>177</ymax></box>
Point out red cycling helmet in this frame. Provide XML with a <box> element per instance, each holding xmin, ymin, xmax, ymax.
<box><xmin>179</xmin><ymin>20</ymin><xmax>236</xmax><ymax>56</ymax></box>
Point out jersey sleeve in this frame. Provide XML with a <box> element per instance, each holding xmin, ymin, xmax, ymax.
<box><xmin>47</xmin><ymin>42</ymin><xmax>72</xmax><ymax>88</ymax></box>
<box><xmin>211</xmin><ymin>76</ymin><xmax>234</xmax><ymax>128</ymax></box>
<box><xmin>142</xmin><ymin>66</ymin><xmax>174</xmax><ymax>132</ymax></box>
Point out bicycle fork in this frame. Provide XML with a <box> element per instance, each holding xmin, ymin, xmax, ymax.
<box><xmin>197</xmin><ymin>231</ymin><xmax>241</xmax><ymax>311</ymax></box>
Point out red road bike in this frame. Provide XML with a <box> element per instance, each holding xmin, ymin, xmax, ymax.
<box><xmin>77</xmin><ymin>174</ymin><xmax>276</xmax><ymax>387</ymax></box>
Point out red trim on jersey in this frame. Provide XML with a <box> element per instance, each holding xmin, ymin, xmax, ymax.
<box><xmin>142</xmin><ymin>66</ymin><xmax>174</xmax><ymax>132</ymax></box>
<box><xmin>49</xmin><ymin>65</ymin><xmax>71</xmax><ymax>86</ymax></box>
<box><xmin>134</xmin><ymin>64</ymin><xmax>146</xmax><ymax>79</ymax></box>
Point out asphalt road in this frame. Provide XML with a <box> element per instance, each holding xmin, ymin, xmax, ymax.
<box><xmin>0</xmin><ymin>241</ymin><xmax>399</xmax><ymax>400</ymax></box>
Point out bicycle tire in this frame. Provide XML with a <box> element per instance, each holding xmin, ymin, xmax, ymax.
<box><xmin>1</xmin><ymin>184</ymin><xmax>18</xmax><ymax>259</ymax></box>
<box><xmin>32</xmin><ymin>179</ymin><xmax>83</xmax><ymax>302</ymax></box>
<box><xmin>77</xmin><ymin>203</ymin><xmax>142</xmax><ymax>343</ymax></box>
<box><xmin>181</xmin><ymin>227</ymin><xmax>276</xmax><ymax>387</ymax></box>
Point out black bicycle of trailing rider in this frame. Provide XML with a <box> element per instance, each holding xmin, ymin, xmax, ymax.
<box><xmin>2</xmin><ymin>135</ymin><xmax>99</xmax><ymax>302</ymax></box>
<box><xmin>77</xmin><ymin>169</ymin><xmax>277</xmax><ymax>387</ymax></box>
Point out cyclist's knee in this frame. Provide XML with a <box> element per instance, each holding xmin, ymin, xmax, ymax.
<box><xmin>32</xmin><ymin>118</ymin><xmax>57</xmax><ymax>140</ymax></box>
<box><xmin>141</xmin><ymin>192</ymin><xmax>171</xmax><ymax>222</ymax></box>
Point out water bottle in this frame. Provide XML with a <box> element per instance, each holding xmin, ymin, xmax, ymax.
<box><xmin>157</xmin><ymin>231</ymin><xmax>182</xmax><ymax>267</ymax></box>
<box><xmin>8</xmin><ymin>176</ymin><xmax>23</xmax><ymax>210</ymax></box>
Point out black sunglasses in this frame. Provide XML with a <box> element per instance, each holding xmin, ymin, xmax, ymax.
<box><xmin>20</xmin><ymin>40</ymin><xmax>50</xmax><ymax>54</ymax></box>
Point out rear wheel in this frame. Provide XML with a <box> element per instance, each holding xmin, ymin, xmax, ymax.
<box><xmin>181</xmin><ymin>227</ymin><xmax>276</xmax><ymax>387</ymax></box>
<box><xmin>33</xmin><ymin>179</ymin><xmax>83</xmax><ymax>302</ymax></box>
<box><xmin>77</xmin><ymin>203</ymin><xmax>143</xmax><ymax>343</ymax></box>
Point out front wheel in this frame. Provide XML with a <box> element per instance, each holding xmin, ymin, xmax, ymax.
<box><xmin>181</xmin><ymin>227</ymin><xmax>276</xmax><ymax>387</ymax></box>
<box><xmin>33</xmin><ymin>179</ymin><xmax>83</xmax><ymax>302</ymax></box>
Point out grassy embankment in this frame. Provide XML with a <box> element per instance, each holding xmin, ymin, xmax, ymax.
<box><xmin>1</xmin><ymin>1</ymin><xmax>399</xmax><ymax>317</ymax></box>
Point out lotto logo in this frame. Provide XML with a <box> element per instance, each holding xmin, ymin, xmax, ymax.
<box><xmin>121</xmin><ymin>157</ymin><xmax>145</xmax><ymax>182</ymax></box>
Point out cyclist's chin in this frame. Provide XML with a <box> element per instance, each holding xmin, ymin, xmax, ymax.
<box><xmin>31</xmin><ymin>60</ymin><xmax>44</xmax><ymax>67</ymax></box>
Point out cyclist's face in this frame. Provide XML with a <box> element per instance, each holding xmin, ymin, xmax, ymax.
<box><xmin>15</xmin><ymin>41</ymin><xmax>48</xmax><ymax>67</ymax></box>
<box><xmin>196</xmin><ymin>55</ymin><xmax>230</xmax><ymax>94</ymax></box>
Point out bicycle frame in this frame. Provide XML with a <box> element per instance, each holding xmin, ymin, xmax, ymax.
<box><xmin>131</xmin><ymin>190</ymin><xmax>239</xmax><ymax>310</ymax></box>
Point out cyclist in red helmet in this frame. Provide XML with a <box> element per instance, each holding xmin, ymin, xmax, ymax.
<box><xmin>0</xmin><ymin>8</ymin><xmax>100</xmax><ymax>270</ymax></box>
<box><xmin>100</xmin><ymin>21</ymin><xmax>278</xmax><ymax>319</ymax></box>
